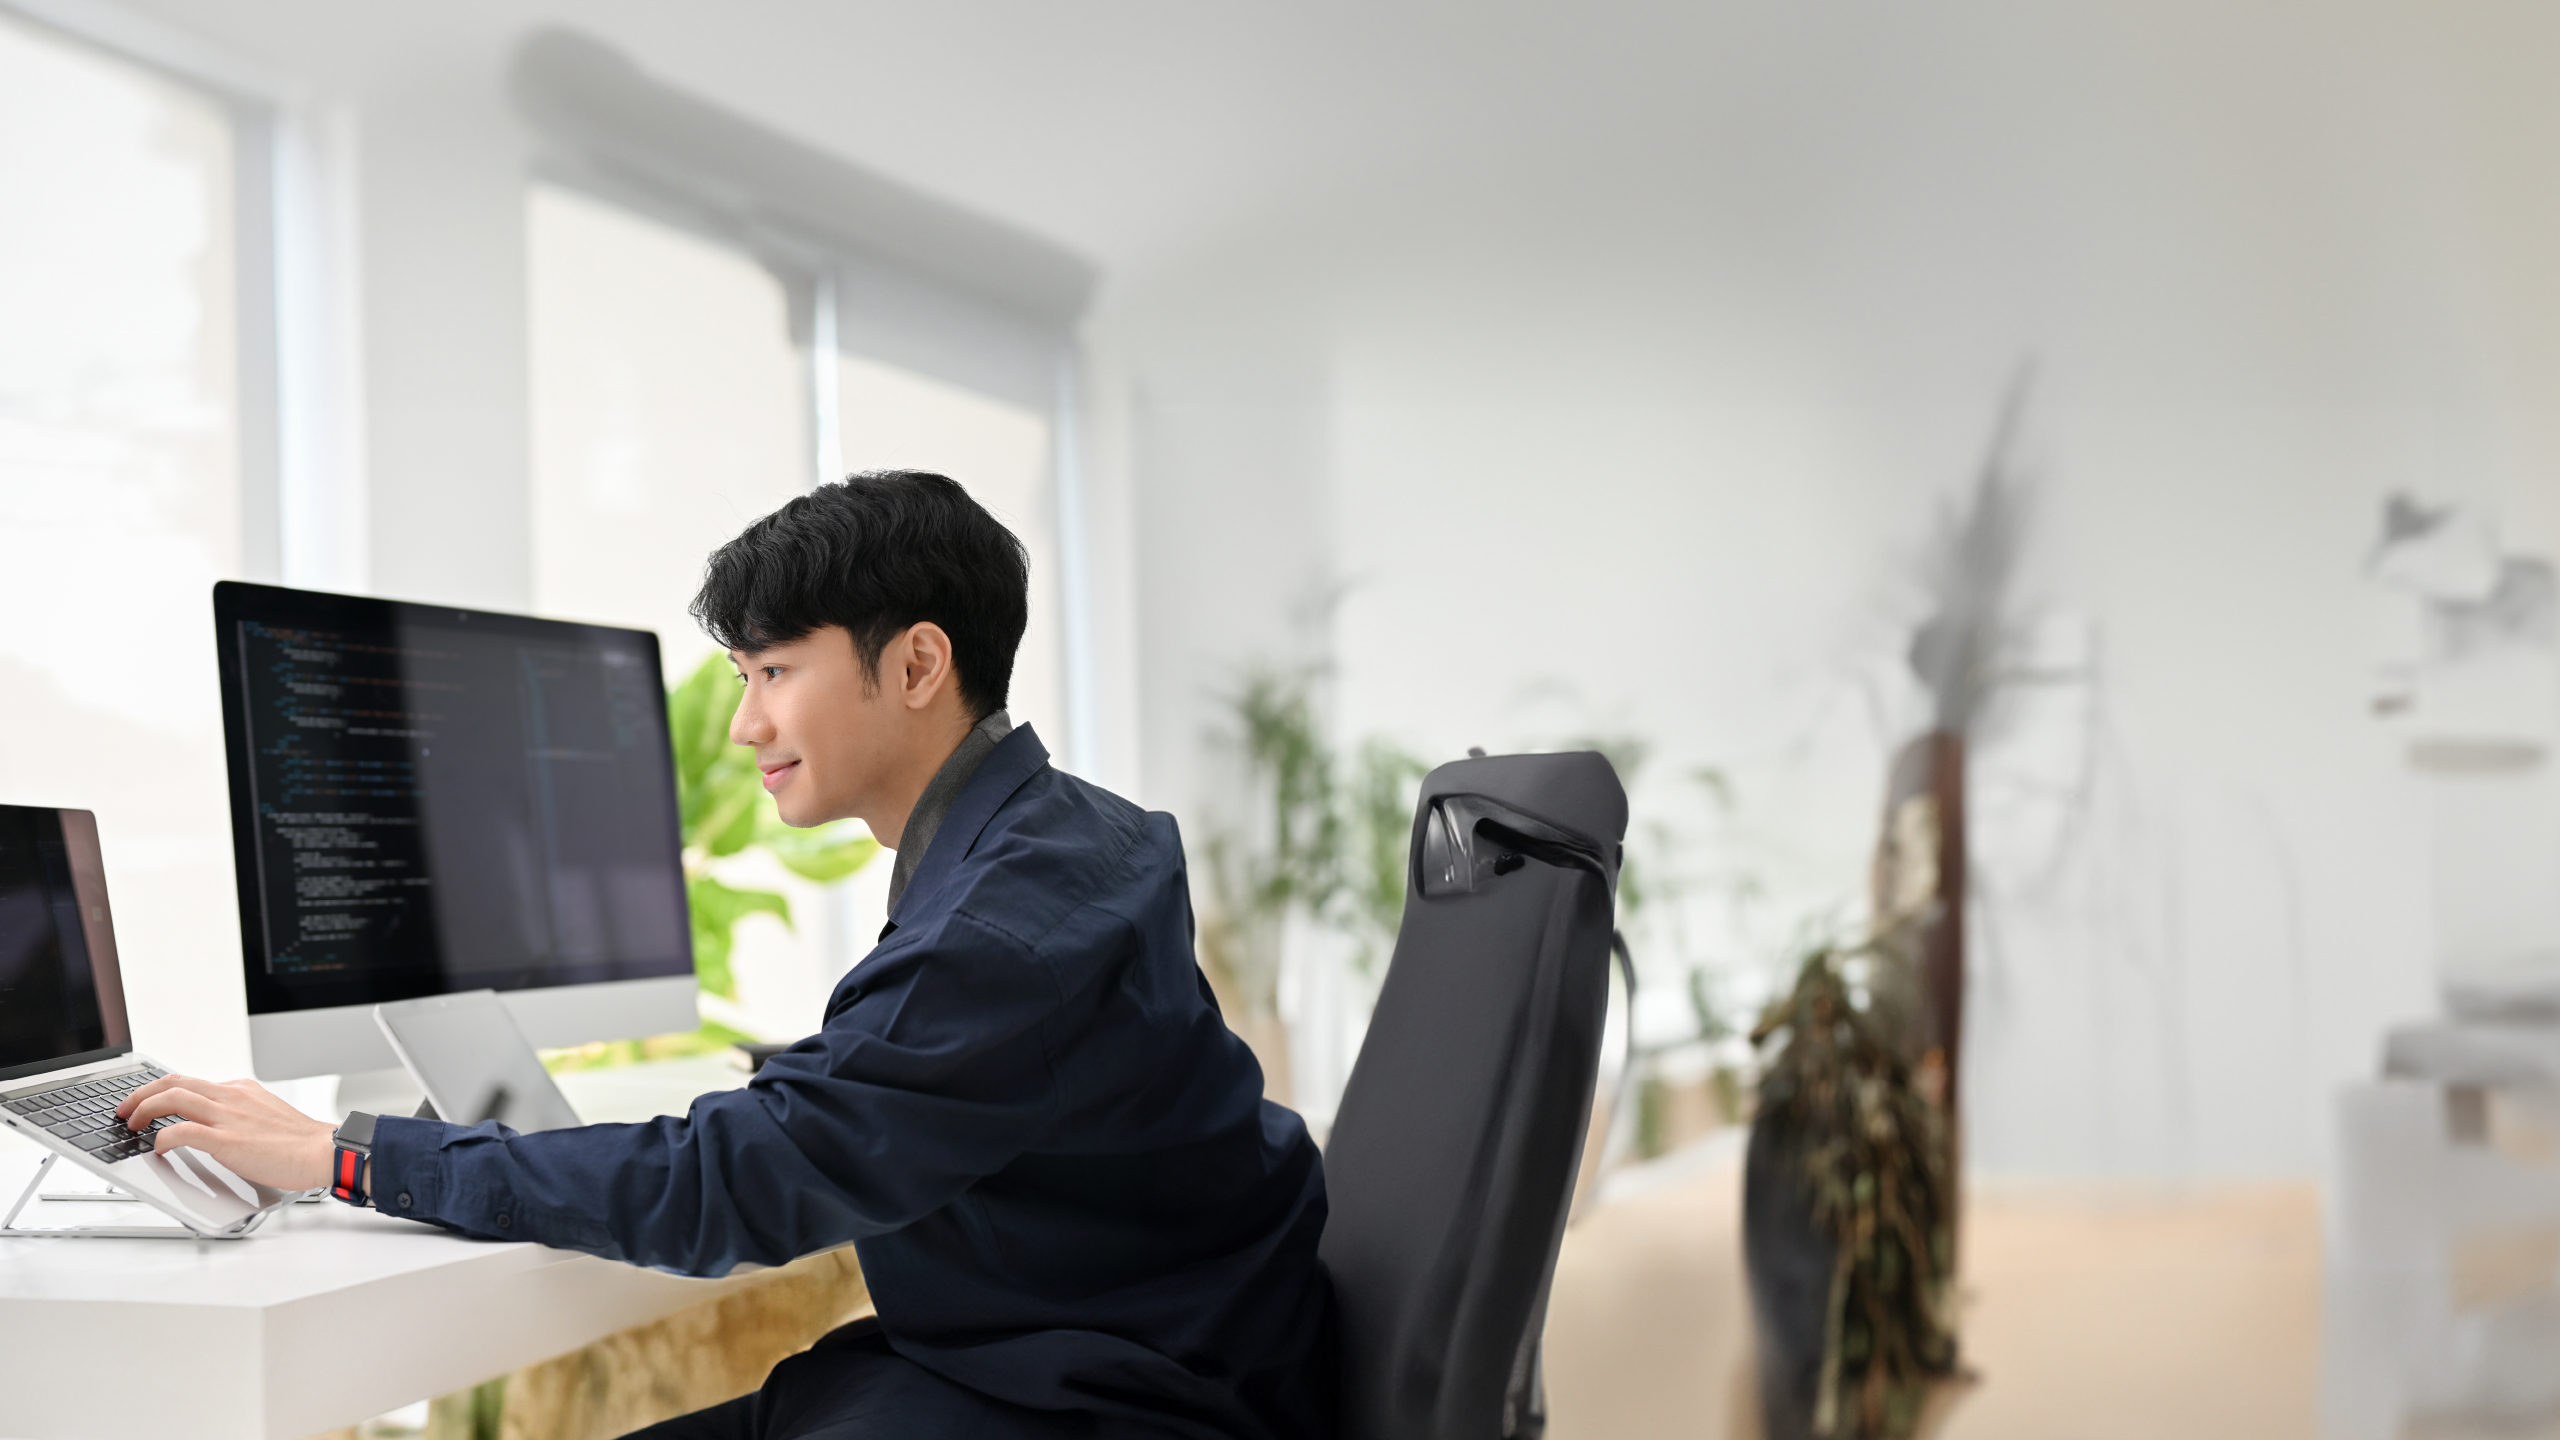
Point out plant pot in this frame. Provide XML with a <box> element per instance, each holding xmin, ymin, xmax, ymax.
<box><xmin>1743</xmin><ymin>1107</ymin><xmax>1834</xmax><ymax>1440</ymax></box>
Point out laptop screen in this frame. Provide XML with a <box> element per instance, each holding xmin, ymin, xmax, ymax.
<box><xmin>0</xmin><ymin>806</ymin><xmax>129</xmax><ymax>1083</ymax></box>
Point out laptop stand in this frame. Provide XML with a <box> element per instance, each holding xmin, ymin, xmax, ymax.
<box><xmin>0</xmin><ymin>1154</ymin><xmax>274</xmax><ymax>1241</ymax></box>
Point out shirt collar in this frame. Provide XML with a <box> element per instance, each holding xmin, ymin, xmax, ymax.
<box><xmin>887</xmin><ymin>709</ymin><xmax>1013</xmax><ymax>911</ymax></box>
<box><xmin>882</xmin><ymin>720</ymin><xmax>1050</xmax><ymax>934</ymax></box>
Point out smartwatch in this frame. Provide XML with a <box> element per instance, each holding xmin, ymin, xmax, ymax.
<box><xmin>330</xmin><ymin>1111</ymin><xmax>378</xmax><ymax>1206</ymax></box>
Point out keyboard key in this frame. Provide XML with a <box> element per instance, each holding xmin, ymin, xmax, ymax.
<box><xmin>69</xmin><ymin>1131</ymin><xmax>114</xmax><ymax>1151</ymax></box>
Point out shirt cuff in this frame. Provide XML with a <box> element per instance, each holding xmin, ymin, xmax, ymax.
<box><xmin>365</xmin><ymin>1112</ymin><xmax>614</xmax><ymax>1252</ymax></box>
<box><xmin>366</xmin><ymin>1112</ymin><xmax>448</xmax><ymax>1223</ymax></box>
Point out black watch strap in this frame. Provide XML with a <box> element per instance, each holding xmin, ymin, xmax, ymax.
<box><xmin>330</xmin><ymin>1110</ymin><xmax>378</xmax><ymax>1205</ymax></box>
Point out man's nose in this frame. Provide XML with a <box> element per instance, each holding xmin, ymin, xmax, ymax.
<box><xmin>728</xmin><ymin>688</ymin><xmax>769</xmax><ymax>747</ymax></box>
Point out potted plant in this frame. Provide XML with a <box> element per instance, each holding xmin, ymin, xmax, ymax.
<box><xmin>1745</xmin><ymin>378</ymin><xmax>2031</xmax><ymax>1436</ymax></box>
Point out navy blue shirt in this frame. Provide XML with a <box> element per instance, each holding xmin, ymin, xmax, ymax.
<box><xmin>371</xmin><ymin>726</ymin><xmax>1334</xmax><ymax>1439</ymax></box>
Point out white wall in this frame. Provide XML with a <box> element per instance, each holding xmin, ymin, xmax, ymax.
<box><xmin>1098</xmin><ymin>3</ymin><xmax>2560</xmax><ymax>1177</ymax></box>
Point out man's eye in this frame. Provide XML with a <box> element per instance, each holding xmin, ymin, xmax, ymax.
<box><xmin>762</xmin><ymin>667</ymin><xmax>784</xmax><ymax>681</ymax></box>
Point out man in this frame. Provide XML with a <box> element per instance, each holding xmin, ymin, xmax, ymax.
<box><xmin>119</xmin><ymin>473</ymin><xmax>1336</xmax><ymax>1440</ymax></box>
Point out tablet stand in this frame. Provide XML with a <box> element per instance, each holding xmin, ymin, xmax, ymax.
<box><xmin>0</xmin><ymin>1153</ymin><xmax>276</xmax><ymax>1240</ymax></box>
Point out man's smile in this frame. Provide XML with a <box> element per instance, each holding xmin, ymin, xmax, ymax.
<box><xmin>758</xmin><ymin>758</ymin><xmax>801</xmax><ymax>791</ymax></box>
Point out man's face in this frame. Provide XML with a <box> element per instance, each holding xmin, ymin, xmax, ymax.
<box><xmin>726</xmin><ymin>625</ymin><xmax>897</xmax><ymax>828</ymax></box>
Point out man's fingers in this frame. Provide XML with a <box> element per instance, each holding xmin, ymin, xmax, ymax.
<box><xmin>126</xmin><ymin>1087</ymin><xmax>218</xmax><ymax>1130</ymax></box>
<box><xmin>115</xmin><ymin>1073</ymin><xmax>185</xmax><ymax>1119</ymax></box>
<box><xmin>150</xmin><ymin>1120</ymin><xmax>216</xmax><ymax>1156</ymax></box>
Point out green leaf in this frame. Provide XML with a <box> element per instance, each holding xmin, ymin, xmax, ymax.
<box><xmin>756</xmin><ymin>814</ymin><xmax>882</xmax><ymax>883</ymax></box>
<box><xmin>669</xmin><ymin>654</ymin><xmax>770</xmax><ymax>855</ymax></box>
<box><xmin>687</xmin><ymin>875</ymin><xmax>791</xmax><ymax>999</ymax></box>
<box><xmin>699</xmin><ymin>769</ymin><xmax>765</xmax><ymax>858</ymax></box>
<box><xmin>668</xmin><ymin>655</ymin><xmax>742</xmax><ymax>818</ymax></box>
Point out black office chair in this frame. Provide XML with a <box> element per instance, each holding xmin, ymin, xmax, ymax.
<box><xmin>1319</xmin><ymin>750</ymin><xmax>1628</xmax><ymax>1440</ymax></box>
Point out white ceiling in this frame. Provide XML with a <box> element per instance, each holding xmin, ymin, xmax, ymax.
<box><xmin>126</xmin><ymin>0</ymin><xmax>1811</xmax><ymax>268</ymax></box>
<box><xmin>134</xmin><ymin>1</ymin><xmax>2555</xmax><ymax>278</ymax></box>
<box><xmin>102</xmin><ymin>0</ymin><xmax>2560</xmax><ymax>404</ymax></box>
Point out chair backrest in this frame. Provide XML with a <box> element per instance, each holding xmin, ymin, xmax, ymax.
<box><xmin>1318</xmin><ymin>751</ymin><xmax>1627</xmax><ymax>1440</ymax></box>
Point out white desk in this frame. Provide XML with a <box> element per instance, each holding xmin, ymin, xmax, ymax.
<box><xmin>0</xmin><ymin>1056</ymin><xmax>757</xmax><ymax>1440</ymax></box>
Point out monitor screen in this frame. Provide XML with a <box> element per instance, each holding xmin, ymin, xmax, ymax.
<box><xmin>0</xmin><ymin>806</ymin><xmax>128</xmax><ymax>1082</ymax></box>
<box><xmin>213</xmin><ymin>583</ymin><xmax>694</xmax><ymax>1017</ymax></box>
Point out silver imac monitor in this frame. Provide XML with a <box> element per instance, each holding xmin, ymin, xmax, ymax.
<box><xmin>212</xmin><ymin>581</ymin><xmax>699</xmax><ymax>1080</ymax></box>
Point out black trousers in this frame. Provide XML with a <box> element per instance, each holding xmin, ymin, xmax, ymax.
<box><xmin>620</xmin><ymin>1320</ymin><xmax>1099</xmax><ymax>1440</ymax></box>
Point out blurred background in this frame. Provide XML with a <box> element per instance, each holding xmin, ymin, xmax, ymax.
<box><xmin>8</xmin><ymin>1</ymin><xmax>2560</xmax><ymax>1436</ymax></box>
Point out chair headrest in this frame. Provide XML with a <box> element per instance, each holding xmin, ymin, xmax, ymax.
<box><xmin>1416</xmin><ymin>750</ymin><xmax>1628</xmax><ymax>861</ymax></box>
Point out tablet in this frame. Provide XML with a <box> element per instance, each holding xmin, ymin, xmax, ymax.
<box><xmin>373</xmin><ymin>990</ymin><xmax>584</xmax><ymax>1132</ymax></box>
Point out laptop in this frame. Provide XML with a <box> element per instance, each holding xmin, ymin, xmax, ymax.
<box><xmin>0</xmin><ymin>805</ymin><xmax>300</xmax><ymax>1239</ymax></box>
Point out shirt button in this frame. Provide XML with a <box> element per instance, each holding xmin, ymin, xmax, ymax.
<box><xmin>494</xmin><ymin>1212</ymin><xmax>512</xmax><ymax>1230</ymax></box>
<box><xmin>395</xmin><ymin>1192</ymin><xmax>412</xmax><ymax>1209</ymax></box>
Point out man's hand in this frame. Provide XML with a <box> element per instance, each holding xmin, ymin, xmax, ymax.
<box><xmin>117</xmin><ymin>1075</ymin><xmax>337</xmax><ymax>1193</ymax></box>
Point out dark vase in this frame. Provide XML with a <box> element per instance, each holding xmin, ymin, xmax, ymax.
<box><xmin>1743</xmin><ymin>1107</ymin><xmax>1834</xmax><ymax>1440</ymax></box>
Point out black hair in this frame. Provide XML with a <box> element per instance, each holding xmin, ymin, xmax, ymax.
<box><xmin>690</xmin><ymin>472</ymin><xmax>1029</xmax><ymax>719</ymax></box>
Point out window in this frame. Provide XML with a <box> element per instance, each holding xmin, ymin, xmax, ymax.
<box><xmin>526</xmin><ymin>183</ymin><xmax>809</xmax><ymax>678</ymax></box>
<box><xmin>836</xmin><ymin>353</ymin><xmax>1065</xmax><ymax>740</ymax></box>
<box><xmin>527</xmin><ymin>183</ymin><xmax>1069</xmax><ymax>742</ymax></box>
<box><xmin>0</xmin><ymin>12</ymin><xmax>244</xmax><ymax>1057</ymax></box>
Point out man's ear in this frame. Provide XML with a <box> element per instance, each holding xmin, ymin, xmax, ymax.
<box><xmin>898</xmin><ymin>622</ymin><xmax>958</xmax><ymax>712</ymax></box>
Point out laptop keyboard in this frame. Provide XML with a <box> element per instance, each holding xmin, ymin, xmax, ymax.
<box><xmin>1</xmin><ymin>1066</ymin><xmax>177</xmax><ymax>1165</ymax></box>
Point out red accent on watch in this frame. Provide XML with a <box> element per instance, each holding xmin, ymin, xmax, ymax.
<box><xmin>330</xmin><ymin>1143</ymin><xmax>367</xmax><ymax>1205</ymax></box>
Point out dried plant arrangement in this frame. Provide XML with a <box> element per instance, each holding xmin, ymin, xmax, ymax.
<box><xmin>1750</xmin><ymin>936</ymin><xmax>1959</xmax><ymax>1439</ymax></box>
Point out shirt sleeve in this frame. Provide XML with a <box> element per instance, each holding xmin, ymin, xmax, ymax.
<box><xmin>367</xmin><ymin>910</ymin><xmax>1068</xmax><ymax>1276</ymax></box>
